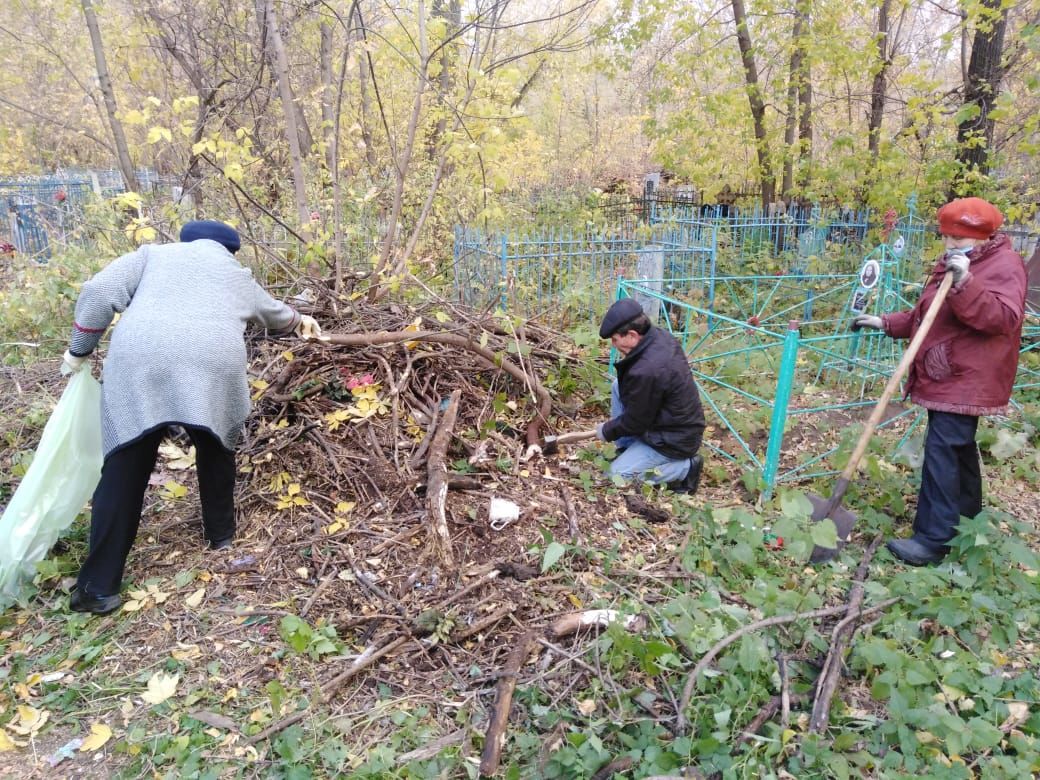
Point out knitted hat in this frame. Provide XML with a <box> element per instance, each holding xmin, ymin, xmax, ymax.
<box><xmin>599</xmin><ymin>298</ymin><xmax>645</xmax><ymax>338</ymax></box>
<box><xmin>936</xmin><ymin>198</ymin><xmax>1003</xmax><ymax>240</ymax></box>
<box><xmin>179</xmin><ymin>220</ymin><xmax>241</xmax><ymax>253</ymax></box>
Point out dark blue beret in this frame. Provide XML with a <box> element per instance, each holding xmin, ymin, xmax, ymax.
<box><xmin>599</xmin><ymin>297</ymin><xmax>645</xmax><ymax>338</ymax></box>
<box><xmin>179</xmin><ymin>220</ymin><xmax>241</xmax><ymax>253</ymax></box>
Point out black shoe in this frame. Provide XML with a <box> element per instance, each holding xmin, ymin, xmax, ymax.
<box><xmin>209</xmin><ymin>537</ymin><xmax>234</xmax><ymax>551</ymax></box>
<box><xmin>668</xmin><ymin>455</ymin><xmax>704</xmax><ymax>495</ymax></box>
<box><xmin>70</xmin><ymin>588</ymin><xmax>122</xmax><ymax>615</ymax></box>
<box><xmin>886</xmin><ymin>537</ymin><xmax>947</xmax><ymax>566</ymax></box>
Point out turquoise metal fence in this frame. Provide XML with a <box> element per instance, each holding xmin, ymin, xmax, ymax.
<box><xmin>453</xmin><ymin>223</ymin><xmax>718</xmax><ymax>322</ymax></box>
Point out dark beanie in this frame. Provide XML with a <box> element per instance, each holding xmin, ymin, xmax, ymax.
<box><xmin>599</xmin><ymin>297</ymin><xmax>645</xmax><ymax>338</ymax></box>
<box><xmin>179</xmin><ymin>220</ymin><xmax>241</xmax><ymax>253</ymax></box>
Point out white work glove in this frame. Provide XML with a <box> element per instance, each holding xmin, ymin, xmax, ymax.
<box><xmin>295</xmin><ymin>315</ymin><xmax>324</xmax><ymax>340</ymax></box>
<box><xmin>852</xmin><ymin>315</ymin><xmax>883</xmax><ymax>332</ymax></box>
<box><xmin>595</xmin><ymin>422</ymin><xmax>607</xmax><ymax>442</ymax></box>
<box><xmin>945</xmin><ymin>249</ymin><xmax>970</xmax><ymax>284</ymax></box>
<box><xmin>60</xmin><ymin>350</ymin><xmax>86</xmax><ymax>376</ymax></box>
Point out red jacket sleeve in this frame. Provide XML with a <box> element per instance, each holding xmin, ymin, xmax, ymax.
<box><xmin>882</xmin><ymin>308</ymin><xmax>914</xmax><ymax>340</ymax></box>
<box><xmin>946</xmin><ymin>265</ymin><xmax>1026</xmax><ymax>336</ymax></box>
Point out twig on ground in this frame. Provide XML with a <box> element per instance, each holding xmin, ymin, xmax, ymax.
<box><xmin>426</xmin><ymin>388</ymin><xmax>461</xmax><ymax>568</ymax></box>
<box><xmin>809</xmin><ymin>535</ymin><xmax>885</xmax><ymax>734</ymax></box>
<box><xmin>479</xmin><ymin>629</ymin><xmax>539</xmax><ymax>777</ymax></box>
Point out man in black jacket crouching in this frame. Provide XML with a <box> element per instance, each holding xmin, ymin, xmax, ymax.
<box><xmin>596</xmin><ymin>298</ymin><xmax>705</xmax><ymax>493</ymax></box>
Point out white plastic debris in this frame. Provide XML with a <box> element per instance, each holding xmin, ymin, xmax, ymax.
<box><xmin>489</xmin><ymin>497</ymin><xmax>520</xmax><ymax>530</ymax></box>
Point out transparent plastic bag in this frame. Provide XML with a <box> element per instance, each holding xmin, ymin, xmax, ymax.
<box><xmin>0</xmin><ymin>369</ymin><xmax>103</xmax><ymax>609</ymax></box>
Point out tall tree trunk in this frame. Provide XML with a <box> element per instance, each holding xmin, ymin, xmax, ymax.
<box><xmin>358</xmin><ymin>49</ymin><xmax>379</xmax><ymax>172</ymax></box>
<box><xmin>867</xmin><ymin>0</ymin><xmax>891</xmax><ymax>160</ymax></box>
<box><xmin>953</xmin><ymin>0</ymin><xmax>1009</xmax><ymax>185</ymax></box>
<box><xmin>730</xmin><ymin>0</ymin><xmax>775</xmax><ymax>208</ymax></box>
<box><xmin>797</xmin><ymin>48</ymin><xmax>812</xmax><ymax>188</ymax></box>
<box><xmin>781</xmin><ymin>0</ymin><xmax>809</xmax><ymax>198</ymax></box>
<box><xmin>258</xmin><ymin>0</ymin><xmax>310</xmax><ymax>232</ymax></box>
<box><xmin>428</xmin><ymin>0</ymin><xmax>460</xmax><ymax>159</ymax></box>
<box><xmin>81</xmin><ymin>0</ymin><xmax>139</xmax><ymax>192</ymax></box>
<box><xmin>320</xmin><ymin>22</ymin><xmax>337</xmax><ymax>185</ymax></box>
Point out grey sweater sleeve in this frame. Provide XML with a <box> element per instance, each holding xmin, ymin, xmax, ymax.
<box><xmin>69</xmin><ymin>248</ymin><xmax>148</xmax><ymax>356</ymax></box>
<box><xmin>251</xmin><ymin>281</ymin><xmax>300</xmax><ymax>333</ymax></box>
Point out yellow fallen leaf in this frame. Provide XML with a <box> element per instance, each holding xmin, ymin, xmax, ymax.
<box><xmin>123</xmin><ymin>599</ymin><xmax>146</xmax><ymax>612</ymax></box>
<box><xmin>0</xmin><ymin>730</ymin><xmax>24</xmax><ymax>751</ymax></box>
<box><xmin>79</xmin><ymin>723</ymin><xmax>113</xmax><ymax>752</ymax></box>
<box><xmin>576</xmin><ymin>699</ymin><xmax>596</xmax><ymax>715</ymax></box>
<box><xmin>158</xmin><ymin>443</ymin><xmax>196</xmax><ymax>470</ymax></box>
<box><xmin>142</xmin><ymin>672</ymin><xmax>179</xmax><ymax>705</ymax></box>
<box><xmin>8</xmin><ymin>705</ymin><xmax>48</xmax><ymax>735</ymax></box>
<box><xmin>222</xmin><ymin>688</ymin><xmax>238</xmax><ymax>703</ymax></box>
<box><xmin>185</xmin><ymin>588</ymin><xmax>206</xmax><ymax>609</ymax></box>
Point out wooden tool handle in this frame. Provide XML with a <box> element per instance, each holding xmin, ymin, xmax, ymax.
<box><xmin>553</xmin><ymin>429</ymin><xmax>599</xmax><ymax>445</ymax></box>
<box><xmin>839</xmin><ymin>271</ymin><xmax>955</xmax><ymax>482</ymax></box>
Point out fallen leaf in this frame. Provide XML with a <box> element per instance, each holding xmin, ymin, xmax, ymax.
<box><xmin>8</xmin><ymin>705</ymin><xmax>49</xmax><ymax>735</ymax></box>
<box><xmin>1000</xmin><ymin>701</ymin><xmax>1030</xmax><ymax>732</ymax></box>
<box><xmin>576</xmin><ymin>699</ymin><xmax>597</xmax><ymax>715</ymax></box>
<box><xmin>189</xmin><ymin>710</ymin><xmax>239</xmax><ymax>731</ymax></box>
<box><xmin>158</xmin><ymin>443</ymin><xmax>196</xmax><ymax>470</ymax></box>
<box><xmin>248</xmin><ymin>709</ymin><xmax>268</xmax><ymax>723</ymax></box>
<box><xmin>171</xmin><ymin>644</ymin><xmax>201</xmax><ymax>662</ymax></box>
<box><xmin>185</xmin><ymin>588</ymin><xmax>206</xmax><ymax>609</ymax></box>
<box><xmin>79</xmin><ymin>723</ymin><xmax>112</xmax><ymax>752</ymax></box>
<box><xmin>0</xmin><ymin>730</ymin><xmax>21</xmax><ymax>752</ymax></box>
<box><xmin>142</xmin><ymin>672</ymin><xmax>179</xmax><ymax>705</ymax></box>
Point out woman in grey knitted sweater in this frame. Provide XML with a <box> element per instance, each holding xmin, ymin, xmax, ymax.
<box><xmin>62</xmin><ymin>220</ymin><xmax>322</xmax><ymax>614</ymax></box>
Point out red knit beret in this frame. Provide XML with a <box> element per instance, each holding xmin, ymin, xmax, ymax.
<box><xmin>936</xmin><ymin>197</ymin><xmax>1003</xmax><ymax>239</ymax></box>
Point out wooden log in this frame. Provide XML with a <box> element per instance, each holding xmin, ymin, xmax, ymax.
<box><xmin>550</xmin><ymin>609</ymin><xmax>646</xmax><ymax>638</ymax></box>
<box><xmin>479</xmin><ymin>630</ymin><xmax>538</xmax><ymax>777</ymax></box>
<box><xmin>426</xmin><ymin>389</ymin><xmax>461</xmax><ymax>568</ymax></box>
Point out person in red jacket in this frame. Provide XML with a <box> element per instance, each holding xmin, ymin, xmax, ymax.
<box><xmin>854</xmin><ymin>197</ymin><xmax>1027</xmax><ymax>565</ymax></box>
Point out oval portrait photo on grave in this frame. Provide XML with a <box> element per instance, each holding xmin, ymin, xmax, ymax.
<box><xmin>859</xmin><ymin>258</ymin><xmax>881</xmax><ymax>289</ymax></box>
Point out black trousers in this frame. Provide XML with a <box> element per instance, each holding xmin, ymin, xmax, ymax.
<box><xmin>913</xmin><ymin>410</ymin><xmax>982</xmax><ymax>550</ymax></box>
<box><xmin>76</xmin><ymin>426</ymin><xmax>236</xmax><ymax>597</ymax></box>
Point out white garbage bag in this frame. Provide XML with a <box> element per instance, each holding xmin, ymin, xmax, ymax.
<box><xmin>0</xmin><ymin>370</ymin><xmax>103</xmax><ymax>609</ymax></box>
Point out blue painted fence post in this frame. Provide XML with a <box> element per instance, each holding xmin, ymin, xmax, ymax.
<box><xmin>762</xmin><ymin>320</ymin><xmax>800</xmax><ymax>498</ymax></box>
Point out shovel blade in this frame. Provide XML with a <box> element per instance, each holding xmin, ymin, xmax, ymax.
<box><xmin>807</xmin><ymin>492</ymin><xmax>858</xmax><ymax>564</ymax></box>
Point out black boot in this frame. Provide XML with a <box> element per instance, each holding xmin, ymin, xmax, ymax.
<box><xmin>209</xmin><ymin>536</ymin><xmax>233</xmax><ymax>551</ymax></box>
<box><xmin>668</xmin><ymin>455</ymin><xmax>704</xmax><ymax>495</ymax></box>
<box><xmin>70</xmin><ymin>588</ymin><xmax>122</xmax><ymax>615</ymax></box>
